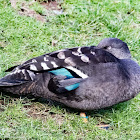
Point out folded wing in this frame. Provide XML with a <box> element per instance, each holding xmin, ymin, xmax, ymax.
<box><xmin>0</xmin><ymin>46</ymin><xmax>120</xmax><ymax>89</ymax></box>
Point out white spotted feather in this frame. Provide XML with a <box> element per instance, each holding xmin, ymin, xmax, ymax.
<box><xmin>3</xmin><ymin>46</ymin><xmax>97</xmax><ymax>80</ymax></box>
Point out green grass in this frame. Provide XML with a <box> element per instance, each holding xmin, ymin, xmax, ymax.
<box><xmin>0</xmin><ymin>0</ymin><xmax>140</xmax><ymax>139</ymax></box>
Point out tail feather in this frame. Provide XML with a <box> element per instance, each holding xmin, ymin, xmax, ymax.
<box><xmin>0</xmin><ymin>71</ymin><xmax>51</xmax><ymax>98</ymax></box>
<box><xmin>0</xmin><ymin>80</ymin><xmax>27</xmax><ymax>86</ymax></box>
<box><xmin>0</xmin><ymin>69</ymin><xmax>36</xmax><ymax>87</ymax></box>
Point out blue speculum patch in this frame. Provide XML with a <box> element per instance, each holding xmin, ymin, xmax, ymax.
<box><xmin>49</xmin><ymin>68</ymin><xmax>80</xmax><ymax>91</ymax></box>
<box><xmin>65</xmin><ymin>83</ymin><xmax>80</xmax><ymax>91</ymax></box>
<box><xmin>49</xmin><ymin>68</ymin><xmax>74</xmax><ymax>79</ymax></box>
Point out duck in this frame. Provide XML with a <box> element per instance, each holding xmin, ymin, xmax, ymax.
<box><xmin>0</xmin><ymin>38</ymin><xmax>140</xmax><ymax>111</ymax></box>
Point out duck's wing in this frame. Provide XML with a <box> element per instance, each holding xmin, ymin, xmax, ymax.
<box><xmin>1</xmin><ymin>46</ymin><xmax>119</xmax><ymax>88</ymax></box>
<box><xmin>5</xmin><ymin>46</ymin><xmax>93</xmax><ymax>72</ymax></box>
<box><xmin>7</xmin><ymin>45</ymin><xmax>118</xmax><ymax>75</ymax></box>
<box><xmin>0</xmin><ymin>46</ymin><xmax>91</xmax><ymax>87</ymax></box>
<box><xmin>4</xmin><ymin>46</ymin><xmax>95</xmax><ymax>79</ymax></box>
<box><xmin>18</xmin><ymin>46</ymin><xmax>95</xmax><ymax>73</ymax></box>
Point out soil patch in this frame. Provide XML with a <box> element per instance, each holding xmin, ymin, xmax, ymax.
<box><xmin>24</xmin><ymin>102</ymin><xmax>64</xmax><ymax>125</ymax></box>
<box><xmin>10</xmin><ymin>0</ymin><xmax>63</xmax><ymax>23</ymax></box>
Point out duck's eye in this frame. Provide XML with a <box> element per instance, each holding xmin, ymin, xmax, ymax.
<box><xmin>103</xmin><ymin>46</ymin><xmax>112</xmax><ymax>50</ymax></box>
<box><xmin>103</xmin><ymin>46</ymin><xmax>108</xmax><ymax>49</ymax></box>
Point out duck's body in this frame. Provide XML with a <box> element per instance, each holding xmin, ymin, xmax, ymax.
<box><xmin>0</xmin><ymin>38</ymin><xmax>140</xmax><ymax>110</ymax></box>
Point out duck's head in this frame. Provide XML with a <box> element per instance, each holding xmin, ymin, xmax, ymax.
<box><xmin>97</xmin><ymin>38</ymin><xmax>131</xmax><ymax>59</ymax></box>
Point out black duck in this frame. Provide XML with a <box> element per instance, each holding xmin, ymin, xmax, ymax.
<box><xmin>0</xmin><ymin>38</ymin><xmax>139</xmax><ymax>111</ymax></box>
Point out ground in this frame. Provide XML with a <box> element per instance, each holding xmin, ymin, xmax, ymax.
<box><xmin>0</xmin><ymin>0</ymin><xmax>140</xmax><ymax>139</ymax></box>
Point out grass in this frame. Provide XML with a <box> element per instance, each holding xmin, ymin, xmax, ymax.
<box><xmin>0</xmin><ymin>0</ymin><xmax>140</xmax><ymax>139</ymax></box>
